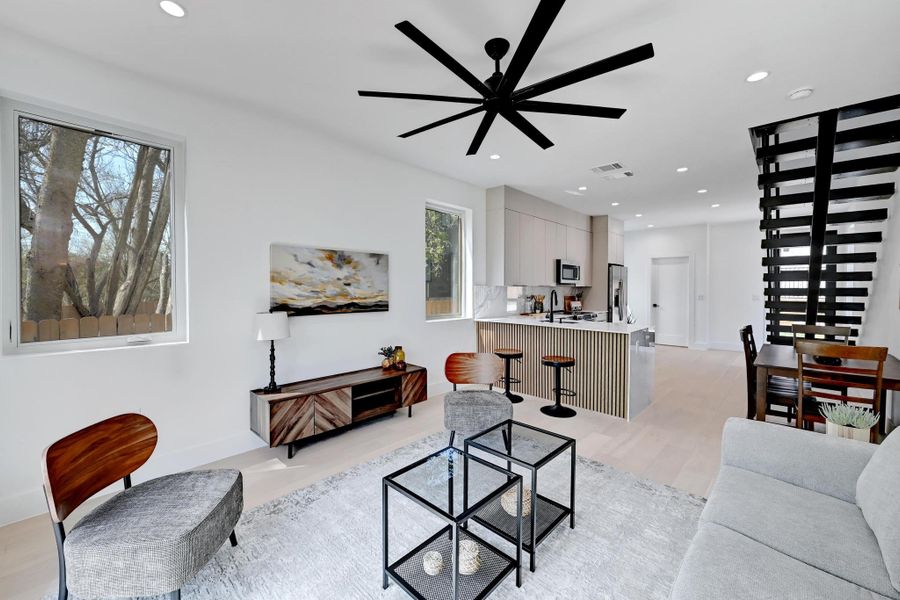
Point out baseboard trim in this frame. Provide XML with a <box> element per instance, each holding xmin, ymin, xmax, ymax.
<box><xmin>708</xmin><ymin>342</ymin><xmax>743</xmax><ymax>352</ymax></box>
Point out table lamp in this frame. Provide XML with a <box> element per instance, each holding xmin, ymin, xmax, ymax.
<box><xmin>255</xmin><ymin>311</ymin><xmax>290</xmax><ymax>393</ymax></box>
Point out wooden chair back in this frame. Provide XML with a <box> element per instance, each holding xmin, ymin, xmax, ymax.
<box><xmin>445</xmin><ymin>353</ymin><xmax>503</xmax><ymax>388</ymax></box>
<box><xmin>795</xmin><ymin>341</ymin><xmax>887</xmax><ymax>438</ymax></box>
<box><xmin>791</xmin><ymin>324</ymin><xmax>851</xmax><ymax>346</ymax></box>
<box><xmin>42</xmin><ymin>413</ymin><xmax>158</xmax><ymax>522</ymax></box>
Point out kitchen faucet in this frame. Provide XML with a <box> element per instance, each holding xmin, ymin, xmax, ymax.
<box><xmin>549</xmin><ymin>289</ymin><xmax>558</xmax><ymax>323</ymax></box>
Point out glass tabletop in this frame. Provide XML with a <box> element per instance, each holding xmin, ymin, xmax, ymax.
<box><xmin>465</xmin><ymin>421</ymin><xmax>572</xmax><ymax>467</ymax></box>
<box><xmin>387</xmin><ymin>447</ymin><xmax>515</xmax><ymax>520</ymax></box>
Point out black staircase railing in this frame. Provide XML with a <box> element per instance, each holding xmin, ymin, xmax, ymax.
<box><xmin>750</xmin><ymin>93</ymin><xmax>900</xmax><ymax>345</ymax></box>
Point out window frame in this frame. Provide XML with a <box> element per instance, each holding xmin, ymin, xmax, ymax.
<box><xmin>425</xmin><ymin>201</ymin><xmax>472</xmax><ymax>322</ymax></box>
<box><xmin>1</xmin><ymin>97</ymin><xmax>188</xmax><ymax>355</ymax></box>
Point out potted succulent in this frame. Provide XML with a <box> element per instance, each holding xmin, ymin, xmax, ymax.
<box><xmin>378</xmin><ymin>346</ymin><xmax>396</xmax><ymax>370</ymax></box>
<box><xmin>819</xmin><ymin>404</ymin><xmax>879</xmax><ymax>442</ymax></box>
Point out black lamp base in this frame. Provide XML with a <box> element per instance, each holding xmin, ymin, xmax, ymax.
<box><xmin>263</xmin><ymin>340</ymin><xmax>281</xmax><ymax>394</ymax></box>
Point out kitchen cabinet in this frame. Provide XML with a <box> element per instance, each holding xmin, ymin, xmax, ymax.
<box><xmin>486</xmin><ymin>186</ymin><xmax>592</xmax><ymax>287</ymax></box>
<box><xmin>608</xmin><ymin>231</ymin><xmax>624</xmax><ymax>265</ymax></box>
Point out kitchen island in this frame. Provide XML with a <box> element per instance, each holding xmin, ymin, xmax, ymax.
<box><xmin>476</xmin><ymin>316</ymin><xmax>654</xmax><ymax>420</ymax></box>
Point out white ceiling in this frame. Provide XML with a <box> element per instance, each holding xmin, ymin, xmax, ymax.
<box><xmin>2</xmin><ymin>0</ymin><xmax>899</xmax><ymax>230</ymax></box>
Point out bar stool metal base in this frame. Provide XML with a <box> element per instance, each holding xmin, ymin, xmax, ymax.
<box><xmin>506</xmin><ymin>392</ymin><xmax>525</xmax><ymax>404</ymax></box>
<box><xmin>540</xmin><ymin>403</ymin><xmax>577</xmax><ymax>418</ymax></box>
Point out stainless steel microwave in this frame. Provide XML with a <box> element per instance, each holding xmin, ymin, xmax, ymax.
<box><xmin>556</xmin><ymin>260</ymin><xmax>581</xmax><ymax>284</ymax></box>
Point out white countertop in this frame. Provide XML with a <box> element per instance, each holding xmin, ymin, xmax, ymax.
<box><xmin>475</xmin><ymin>315</ymin><xmax>648</xmax><ymax>334</ymax></box>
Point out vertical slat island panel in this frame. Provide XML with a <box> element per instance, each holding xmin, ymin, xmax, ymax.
<box><xmin>476</xmin><ymin>319</ymin><xmax>654</xmax><ymax>420</ymax></box>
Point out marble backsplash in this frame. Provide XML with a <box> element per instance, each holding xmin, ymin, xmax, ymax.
<box><xmin>474</xmin><ymin>284</ymin><xmax>582</xmax><ymax>318</ymax></box>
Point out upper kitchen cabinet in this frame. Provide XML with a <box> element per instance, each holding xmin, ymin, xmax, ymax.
<box><xmin>486</xmin><ymin>186</ymin><xmax>592</xmax><ymax>287</ymax></box>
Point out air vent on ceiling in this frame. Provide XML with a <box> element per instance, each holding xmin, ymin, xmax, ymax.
<box><xmin>591</xmin><ymin>162</ymin><xmax>634</xmax><ymax>180</ymax></box>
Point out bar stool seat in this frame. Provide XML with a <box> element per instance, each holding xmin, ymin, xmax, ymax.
<box><xmin>541</xmin><ymin>355</ymin><xmax>577</xmax><ymax>418</ymax></box>
<box><xmin>495</xmin><ymin>348</ymin><xmax>524</xmax><ymax>404</ymax></box>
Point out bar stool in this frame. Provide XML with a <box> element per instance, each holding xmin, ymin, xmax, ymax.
<box><xmin>540</xmin><ymin>355</ymin><xmax>577</xmax><ymax>418</ymax></box>
<box><xmin>494</xmin><ymin>348</ymin><xmax>524</xmax><ymax>404</ymax></box>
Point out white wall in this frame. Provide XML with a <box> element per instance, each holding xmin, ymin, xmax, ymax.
<box><xmin>0</xmin><ymin>28</ymin><xmax>485</xmax><ymax>524</ymax></box>
<box><xmin>624</xmin><ymin>220</ymin><xmax>765</xmax><ymax>350</ymax></box>
<box><xmin>708</xmin><ymin>221</ymin><xmax>766</xmax><ymax>351</ymax></box>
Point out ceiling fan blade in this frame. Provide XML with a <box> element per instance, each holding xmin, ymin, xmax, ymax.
<box><xmin>467</xmin><ymin>110</ymin><xmax>498</xmax><ymax>155</ymax></box>
<box><xmin>513</xmin><ymin>43</ymin><xmax>655</xmax><ymax>101</ymax></box>
<box><xmin>515</xmin><ymin>100</ymin><xmax>626</xmax><ymax>119</ymax></box>
<box><xmin>395</xmin><ymin>21</ymin><xmax>493</xmax><ymax>98</ymax></box>
<box><xmin>359</xmin><ymin>91</ymin><xmax>483</xmax><ymax>104</ymax></box>
<box><xmin>398</xmin><ymin>106</ymin><xmax>485</xmax><ymax>138</ymax></box>
<box><xmin>501</xmin><ymin>110</ymin><xmax>554</xmax><ymax>150</ymax></box>
<box><xmin>499</xmin><ymin>0</ymin><xmax>566</xmax><ymax>95</ymax></box>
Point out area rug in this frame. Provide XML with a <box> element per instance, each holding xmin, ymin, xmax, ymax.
<box><xmin>48</xmin><ymin>433</ymin><xmax>704</xmax><ymax>600</ymax></box>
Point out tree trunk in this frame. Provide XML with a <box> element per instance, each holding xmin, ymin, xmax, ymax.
<box><xmin>156</xmin><ymin>252</ymin><xmax>170</xmax><ymax>315</ymax></box>
<box><xmin>124</xmin><ymin>165</ymin><xmax>171</xmax><ymax>314</ymax></box>
<box><xmin>105</xmin><ymin>146</ymin><xmax>148</xmax><ymax>315</ymax></box>
<box><xmin>23</xmin><ymin>126</ymin><xmax>90</xmax><ymax>322</ymax></box>
<box><xmin>112</xmin><ymin>147</ymin><xmax>161</xmax><ymax>315</ymax></box>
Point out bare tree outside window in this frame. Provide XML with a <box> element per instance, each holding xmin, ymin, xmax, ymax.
<box><xmin>17</xmin><ymin>116</ymin><xmax>174</xmax><ymax>343</ymax></box>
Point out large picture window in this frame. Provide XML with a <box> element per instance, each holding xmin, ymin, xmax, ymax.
<box><xmin>2</xmin><ymin>102</ymin><xmax>185</xmax><ymax>352</ymax></box>
<box><xmin>426</xmin><ymin>205</ymin><xmax>465</xmax><ymax>320</ymax></box>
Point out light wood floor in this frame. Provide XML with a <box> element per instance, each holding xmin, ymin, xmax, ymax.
<box><xmin>0</xmin><ymin>345</ymin><xmax>746</xmax><ymax>600</ymax></box>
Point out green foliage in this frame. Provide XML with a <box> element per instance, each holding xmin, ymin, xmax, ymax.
<box><xmin>378</xmin><ymin>346</ymin><xmax>396</xmax><ymax>359</ymax></box>
<box><xmin>425</xmin><ymin>208</ymin><xmax>456</xmax><ymax>280</ymax></box>
<box><xmin>819</xmin><ymin>404</ymin><xmax>879</xmax><ymax>429</ymax></box>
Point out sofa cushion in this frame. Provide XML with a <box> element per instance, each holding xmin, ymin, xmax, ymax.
<box><xmin>671</xmin><ymin>522</ymin><xmax>893</xmax><ymax>600</ymax></box>
<box><xmin>65</xmin><ymin>469</ymin><xmax>243</xmax><ymax>598</ymax></box>
<box><xmin>858</xmin><ymin>428</ymin><xmax>900</xmax><ymax>592</ymax></box>
<box><xmin>701</xmin><ymin>465</ymin><xmax>897</xmax><ymax>599</ymax></box>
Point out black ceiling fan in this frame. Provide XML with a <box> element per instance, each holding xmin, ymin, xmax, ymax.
<box><xmin>358</xmin><ymin>0</ymin><xmax>654</xmax><ymax>155</ymax></box>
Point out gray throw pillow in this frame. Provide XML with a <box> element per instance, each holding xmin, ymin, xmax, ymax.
<box><xmin>857</xmin><ymin>427</ymin><xmax>900</xmax><ymax>592</ymax></box>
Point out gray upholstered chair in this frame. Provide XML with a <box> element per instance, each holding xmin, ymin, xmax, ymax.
<box><xmin>444</xmin><ymin>352</ymin><xmax>513</xmax><ymax>446</ymax></box>
<box><xmin>42</xmin><ymin>413</ymin><xmax>243</xmax><ymax>600</ymax></box>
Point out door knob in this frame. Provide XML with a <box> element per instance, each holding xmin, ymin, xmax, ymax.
<box><xmin>652</xmin><ymin>303</ymin><xmax>659</xmax><ymax>308</ymax></box>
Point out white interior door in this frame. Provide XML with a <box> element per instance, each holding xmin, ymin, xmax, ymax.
<box><xmin>651</xmin><ymin>257</ymin><xmax>690</xmax><ymax>347</ymax></box>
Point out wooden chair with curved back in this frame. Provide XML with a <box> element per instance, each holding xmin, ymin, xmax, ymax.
<box><xmin>43</xmin><ymin>413</ymin><xmax>243</xmax><ymax>600</ymax></box>
<box><xmin>740</xmin><ymin>325</ymin><xmax>800</xmax><ymax>423</ymax></box>
<box><xmin>443</xmin><ymin>353</ymin><xmax>511</xmax><ymax>446</ymax></box>
<box><xmin>795</xmin><ymin>341</ymin><xmax>888</xmax><ymax>441</ymax></box>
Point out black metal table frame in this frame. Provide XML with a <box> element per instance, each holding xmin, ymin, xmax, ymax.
<box><xmin>382</xmin><ymin>446</ymin><xmax>524</xmax><ymax>600</ymax></box>
<box><xmin>464</xmin><ymin>419</ymin><xmax>575</xmax><ymax>572</ymax></box>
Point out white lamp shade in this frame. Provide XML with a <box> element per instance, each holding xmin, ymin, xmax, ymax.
<box><xmin>255</xmin><ymin>312</ymin><xmax>290</xmax><ymax>341</ymax></box>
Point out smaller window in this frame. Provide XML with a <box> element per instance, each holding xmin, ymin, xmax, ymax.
<box><xmin>425</xmin><ymin>205</ymin><xmax>465</xmax><ymax>320</ymax></box>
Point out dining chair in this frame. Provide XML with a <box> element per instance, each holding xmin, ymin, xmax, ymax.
<box><xmin>443</xmin><ymin>352</ymin><xmax>512</xmax><ymax>447</ymax></box>
<box><xmin>795</xmin><ymin>340</ymin><xmax>888</xmax><ymax>441</ymax></box>
<box><xmin>43</xmin><ymin>413</ymin><xmax>243</xmax><ymax>600</ymax></box>
<box><xmin>791</xmin><ymin>324</ymin><xmax>851</xmax><ymax>345</ymax></box>
<box><xmin>740</xmin><ymin>325</ymin><xmax>799</xmax><ymax>422</ymax></box>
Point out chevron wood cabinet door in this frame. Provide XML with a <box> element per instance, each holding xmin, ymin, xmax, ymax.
<box><xmin>314</xmin><ymin>388</ymin><xmax>352</xmax><ymax>434</ymax></box>
<box><xmin>401</xmin><ymin>369</ymin><xmax>427</xmax><ymax>407</ymax></box>
<box><xmin>269</xmin><ymin>395</ymin><xmax>315</xmax><ymax>446</ymax></box>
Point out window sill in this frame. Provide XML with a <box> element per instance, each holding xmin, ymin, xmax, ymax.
<box><xmin>425</xmin><ymin>316</ymin><xmax>472</xmax><ymax>324</ymax></box>
<box><xmin>3</xmin><ymin>337</ymin><xmax>188</xmax><ymax>358</ymax></box>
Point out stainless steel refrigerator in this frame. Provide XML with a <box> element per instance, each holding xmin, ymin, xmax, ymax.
<box><xmin>607</xmin><ymin>264</ymin><xmax>628</xmax><ymax>323</ymax></box>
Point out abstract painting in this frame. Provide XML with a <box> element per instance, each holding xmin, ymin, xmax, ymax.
<box><xmin>270</xmin><ymin>244</ymin><xmax>389</xmax><ymax>316</ymax></box>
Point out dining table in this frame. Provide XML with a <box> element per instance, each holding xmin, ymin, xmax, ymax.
<box><xmin>754</xmin><ymin>343</ymin><xmax>900</xmax><ymax>434</ymax></box>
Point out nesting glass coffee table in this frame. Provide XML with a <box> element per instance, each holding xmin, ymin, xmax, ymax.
<box><xmin>382</xmin><ymin>446</ymin><xmax>524</xmax><ymax>600</ymax></box>
<box><xmin>465</xmin><ymin>420</ymin><xmax>576</xmax><ymax>572</ymax></box>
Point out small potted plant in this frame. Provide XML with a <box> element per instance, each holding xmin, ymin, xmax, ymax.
<box><xmin>819</xmin><ymin>404</ymin><xmax>879</xmax><ymax>442</ymax></box>
<box><xmin>378</xmin><ymin>346</ymin><xmax>396</xmax><ymax>370</ymax></box>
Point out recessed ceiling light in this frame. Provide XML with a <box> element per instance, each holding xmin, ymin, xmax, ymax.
<box><xmin>159</xmin><ymin>1</ymin><xmax>186</xmax><ymax>17</ymax></box>
<box><xmin>635</xmin><ymin>213</ymin><xmax>643</xmax><ymax>218</ymax></box>
<box><xmin>676</xmin><ymin>167</ymin><xmax>688</xmax><ymax>173</ymax></box>
<box><xmin>711</xmin><ymin>203</ymin><xmax>720</xmax><ymax>208</ymax></box>
<box><xmin>489</xmin><ymin>154</ymin><xmax>501</xmax><ymax>160</ymax></box>
<box><xmin>647</xmin><ymin>224</ymin><xmax>655</xmax><ymax>228</ymax></box>
<box><xmin>788</xmin><ymin>87</ymin><xmax>814</xmax><ymax>101</ymax></box>
<box><xmin>577</xmin><ymin>186</ymin><xmax>587</xmax><ymax>191</ymax></box>
<box><xmin>564</xmin><ymin>190</ymin><xmax>584</xmax><ymax>196</ymax></box>
<box><xmin>746</xmin><ymin>71</ymin><xmax>769</xmax><ymax>83</ymax></box>
<box><xmin>611</xmin><ymin>202</ymin><xmax>620</xmax><ymax>206</ymax></box>
<box><xmin>697</xmin><ymin>189</ymin><xmax>708</xmax><ymax>194</ymax></box>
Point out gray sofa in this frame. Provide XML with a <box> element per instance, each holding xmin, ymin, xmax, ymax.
<box><xmin>671</xmin><ymin>417</ymin><xmax>900</xmax><ymax>600</ymax></box>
